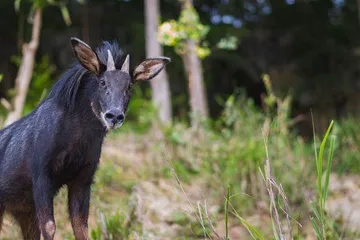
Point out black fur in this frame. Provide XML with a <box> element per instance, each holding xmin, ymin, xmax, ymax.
<box><xmin>0</xmin><ymin>38</ymin><xmax>170</xmax><ymax>240</ymax></box>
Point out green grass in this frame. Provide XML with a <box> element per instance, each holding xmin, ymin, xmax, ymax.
<box><xmin>1</xmin><ymin>89</ymin><xmax>359</xmax><ymax>239</ymax></box>
<box><xmin>216</xmin><ymin>119</ymin><xmax>341</xmax><ymax>240</ymax></box>
<box><xmin>225</xmin><ymin>185</ymin><xmax>265</xmax><ymax>240</ymax></box>
<box><xmin>310</xmin><ymin>120</ymin><xmax>339</xmax><ymax>240</ymax></box>
<box><xmin>334</xmin><ymin>117</ymin><xmax>360</xmax><ymax>174</ymax></box>
<box><xmin>114</xmin><ymin>92</ymin><xmax>358</xmax><ymax>239</ymax></box>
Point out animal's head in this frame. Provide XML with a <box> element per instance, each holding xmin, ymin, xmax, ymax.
<box><xmin>70</xmin><ymin>37</ymin><xmax>170</xmax><ymax>130</ymax></box>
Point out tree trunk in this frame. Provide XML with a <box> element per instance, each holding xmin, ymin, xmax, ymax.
<box><xmin>144</xmin><ymin>0</ymin><xmax>172</xmax><ymax>125</ymax></box>
<box><xmin>5</xmin><ymin>8</ymin><xmax>42</xmax><ymax>127</ymax></box>
<box><xmin>180</xmin><ymin>0</ymin><xmax>209</xmax><ymax>127</ymax></box>
<box><xmin>181</xmin><ymin>40</ymin><xmax>209</xmax><ymax>127</ymax></box>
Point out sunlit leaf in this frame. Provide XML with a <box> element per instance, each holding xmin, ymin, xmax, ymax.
<box><xmin>158</xmin><ymin>3</ymin><xmax>210</xmax><ymax>58</ymax></box>
<box><xmin>14</xmin><ymin>0</ymin><xmax>22</xmax><ymax>12</ymax></box>
<box><xmin>217</xmin><ymin>36</ymin><xmax>239</xmax><ymax>50</ymax></box>
<box><xmin>60</xmin><ymin>5</ymin><xmax>71</xmax><ymax>26</ymax></box>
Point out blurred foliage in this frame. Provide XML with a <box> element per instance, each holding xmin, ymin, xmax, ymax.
<box><xmin>0</xmin><ymin>0</ymin><xmax>357</xmax><ymax>128</ymax></box>
<box><xmin>24</xmin><ymin>55</ymin><xmax>55</xmax><ymax>114</ymax></box>
<box><xmin>129</xmin><ymin>90</ymin><xmax>357</xmax><ymax>238</ymax></box>
<box><xmin>217</xmin><ymin>35</ymin><xmax>238</xmax><ymax>50</ymax></box>
<box><xmin>91</xmin><ymin>211</ymin><xmax>131</xmax><ymax>240</ymax></box>
<box><xmin>158</xmin><ymin>3</ymin><xmax>211</xmax><ymax>59</ymax></box>
<box><xmin>172</xmin><ymin>211</ymin><xmax>212</xmax><ymax>238</ymax></box>
<box><xmin>14</xmin><ymin>0</ymin><xmax>82</xmax><ymax>26</ymax></box>
<box><xmin>335</xmin><ymin>117</ymin><xmax>360</xmax><ymax>174</ymax></box>
<box><xmin>94</xmin><ymin>157</ymin><xmax>136</xmax><ymax>193</ymax></box>
<box><xmin>10</xmin><ymin>54</ymin><xmax>55</xmax><ymax>116</ymax></box>
<box><xmin>157</xmin><ymin>90</ymin><xmax>313</xmax><ymax>216</ymax></box>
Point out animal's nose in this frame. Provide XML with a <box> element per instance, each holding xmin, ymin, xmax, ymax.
<box><xmin>104</xmin><ymin>109</ymin><xmax>125</xmax><ymax>125</ymax></box>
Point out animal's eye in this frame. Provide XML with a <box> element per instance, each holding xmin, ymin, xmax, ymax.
<box><xmin>128</xmin><ymin>84</ymin><xmax>133</xmax><ymax>91</ymax></box>
<box><xmin>100</xmin><ymin>80</ymin><xmax>106</xmax><ymax>87</ymax></box>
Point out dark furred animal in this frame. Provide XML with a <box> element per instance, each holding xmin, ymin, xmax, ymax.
<box><xmin>0</xmin><ymin>37</ymin><xmax>170</xmax><ymax>240</ymax></box>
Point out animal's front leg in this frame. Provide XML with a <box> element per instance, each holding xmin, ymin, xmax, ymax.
<box><xmin>68</xmin><ymin>182</ymin><xmax>91</xmax><ymax>240</ymax></box>
<box><xmin>33</xmin><ymin>174</ymin><xmax>56</xmax><ymax>240</ymax></box>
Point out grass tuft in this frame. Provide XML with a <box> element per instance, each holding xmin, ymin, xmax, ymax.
<box><xmin>310</xmin><ymin>119</ymin><xmax>338</xmax><ymax>240</ymax></box>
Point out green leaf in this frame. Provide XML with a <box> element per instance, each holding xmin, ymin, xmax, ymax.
<box><xmin>217</xmin><ymin>36</ymin><xmax>239</xmax><ymax>50</ymax></box>
<box><xmin>232</xmin><ymin>211</ymin><xmax>265</xmax><ymax>240</ymax></box>
<box><xmin>311</xmin><ymin>217</ymin><xmax>322</xmax><ymax>240</ymax></box>
<box><xmin>14</xmin><ymin>0</ymin><xmax>22</xmax><ymax>12</ymax></box>
<box><xmin>311</xmin><ymin>202</ymin><xmax>321</xmax><ymax>222</ymax></box>
<box><xmin>60</xmin><ymin>5</ymin><xmax>71</xmax><ymax>26</ymax></box>
<box><xmin>158</xmin><ymin>3</ymin><xmax>210</xmax><ymax>55</ymax></box>
<box><xmin>33</xmin><ymin>0</ymin><xmax>48</xmax><ymax>9</ymax></box>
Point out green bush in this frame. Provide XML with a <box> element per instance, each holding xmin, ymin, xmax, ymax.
<box><xmin>24</xmin><ymin>55</ymin><xmax>56</xmax><ymax>114</ymax></box>
<box><xmin>10</xmin><ymin>54</ymin><xmax>56</xmax><ymax>116</ymax></box>
<box><xmin>161</xmin><ymin>92</ymin><xmax>315</xmax><ymax>215</ymax></box>
<box><xmin>91</xmin><ymin>211</ymin><xmax>131</xmax><ymax>240</ymax></box>
<box><xmin>335</xmin><ymin>117</ymin><xmax>360</xmax><ymax>174</ymax></box>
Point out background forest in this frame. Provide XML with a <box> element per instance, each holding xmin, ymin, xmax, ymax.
<box><xmin>0</xmin><ymin>0</ymin><xmax>359</xmax><ymax>239</ymax></box>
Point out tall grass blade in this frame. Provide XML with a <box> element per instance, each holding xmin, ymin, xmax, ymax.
<box><xmin>317</xmin><ymin>120</ymin><xmax>334</xmax><ymax>223</ymax></box>
<box><xmin>310</xmin><ymin>110</ymin><xmax>318</xmax><ymax>173</ymax></box>
<box><xmin>232</xmin><ymin>210</ymin><xmax>265</xmax><ymax>240</ymax></box>
<box><xmin>310</xmin><ymin>202</ymin><xmax>321</xmax><ymax>222</ymax></box>
<box><xmin>225</xmin><ymin>185</ymin><xmax>230</xmax><ymax>240</ymax></box>
<box><xmin>323</xmin><ymin>134</ymin><xmax>335</xmax><ymax>207</ymax></box>
<box><xmin>311</xmin><ymin>217</ymin><xmax>322</xmax><ymax>240</ymax></box>
<box><xmin>310</xmin><ymin>120</ymin><xmax>335</xmax><ymax>239</ymax></box>
<box><xmin>317</xmin><ymin>120</ymin><xmax>334</xmax><ymax>199</ymax></box>
<box><xmin>271</xmin><ymin>217</ymin><xmax>281</xmax><ymax>240</ymax></box>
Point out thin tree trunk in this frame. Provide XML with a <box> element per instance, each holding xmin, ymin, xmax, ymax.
<box><xmin>5</xmin><ymin>8</ymin><xmax>42</xmax><ymax>127</ymax></box>
<box><xmin>181</xmin><ymin>41</ymin><xmax>209</xmax><ymax>126</ymax></box>
<box><xmin>144</xmin><ymin>0</ymin><xmax>172</xmax><ymax>125</ymax></box>
<box><xmin>180</xmin><ymin>0</ymin><xmax>209</xmax><ymax>127</ymax></box>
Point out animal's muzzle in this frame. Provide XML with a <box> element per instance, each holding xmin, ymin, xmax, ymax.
<box><xmin>104</xmin><ymin>109</ymin><xmax>125</xmax><ymax>127</ymax></box>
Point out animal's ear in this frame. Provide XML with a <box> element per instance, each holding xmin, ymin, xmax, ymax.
<box><xmin>70</xmin><ymin>37</ymin><xmax>102</xmax><ymax>75</ymax></box>
<box><xmin>133</xmin><ymin>57</ymin><xmax>171</xmax><ymax>81</ymax></box>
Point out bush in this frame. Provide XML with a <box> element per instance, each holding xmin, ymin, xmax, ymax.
<box><xmin>9</xmin><ymin>54</ymin><xmax>56</xmax><ymax>116</ymax></box>
<box><xmin>91</xmin><ymin>211</ymin><xmax>131</xmax><ymax>240</ymax></box>
<box><xmin>335</xmin><ymin>117</ymin><xmax>360</xmax><ymax>174</ymax></box>
<box><xmin>159</xmin><ymin>92</ymin><xmax>315</xmax><ymax>217</ymax></box>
